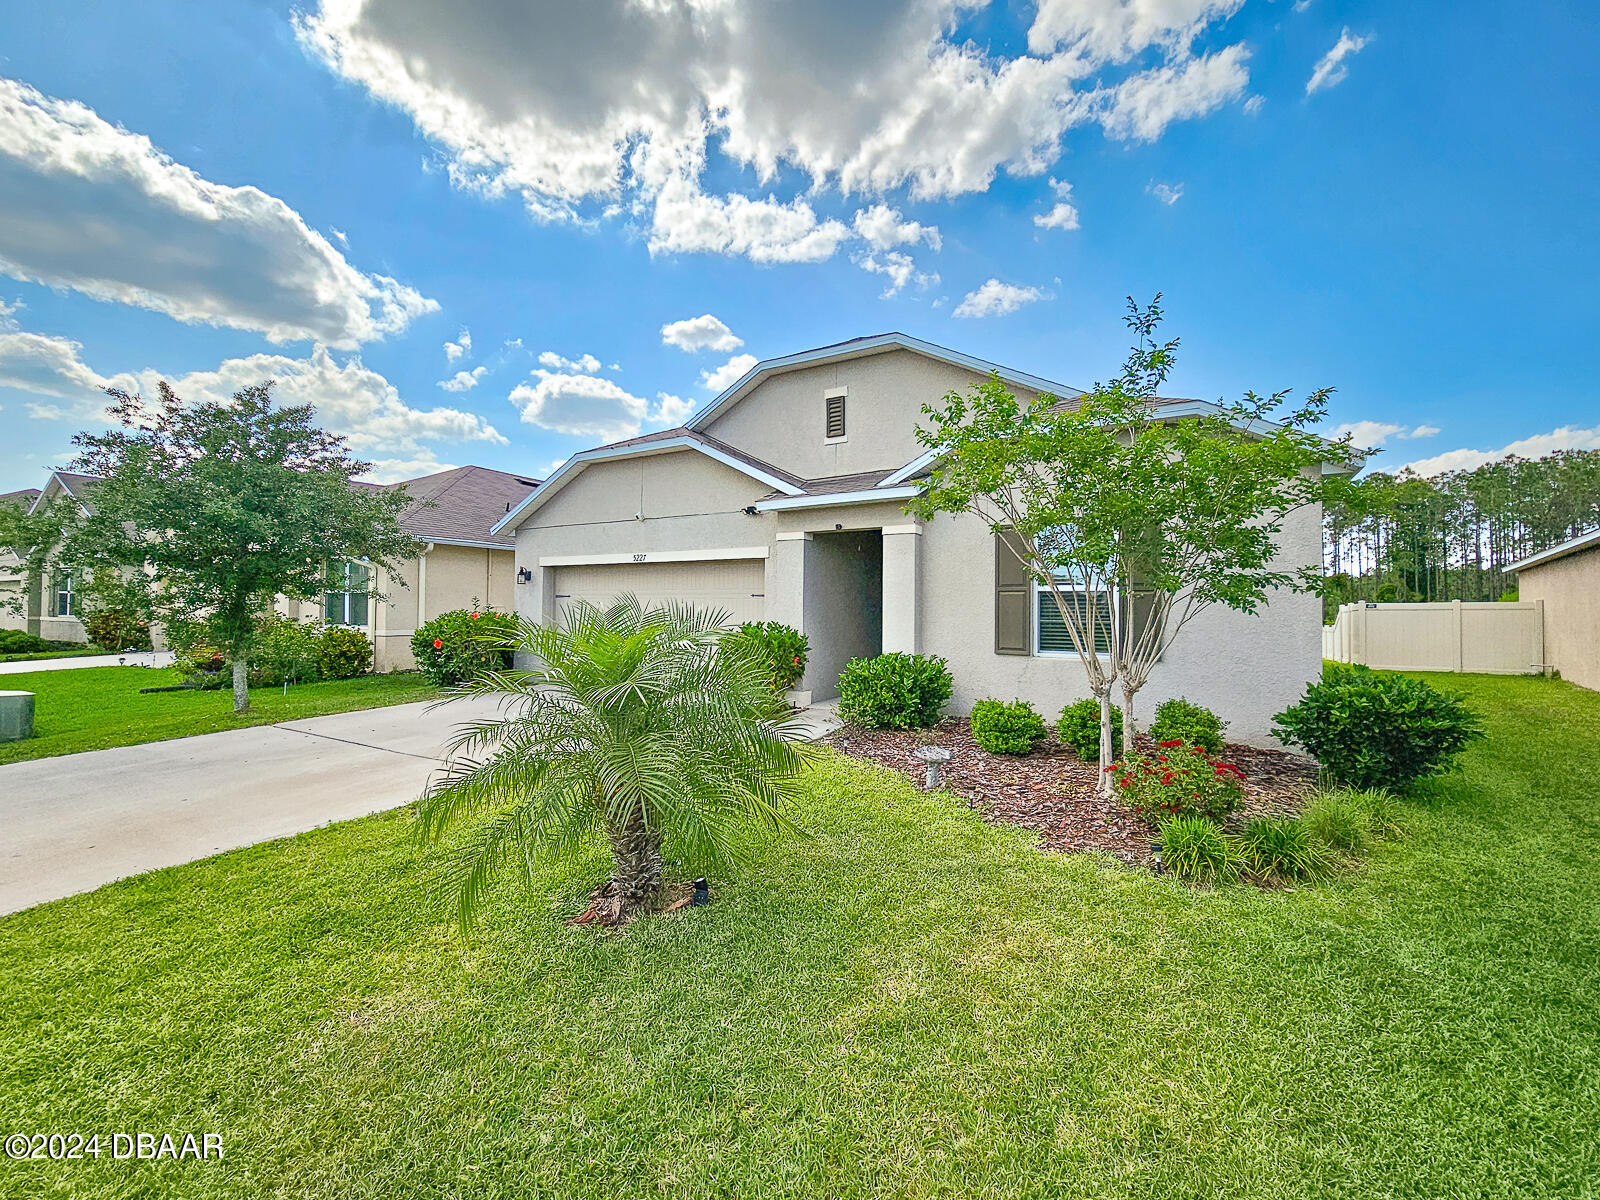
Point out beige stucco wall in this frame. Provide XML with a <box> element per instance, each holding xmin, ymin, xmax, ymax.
<box><xmin>700</xmin><ymin>348</ymin><xmax>1044</xmax><ymax>479</ymax></box>
<box><xmin>1518</xmin><ymin>548</ymin><xmax>1600</xmax><ymax>691</ymax></box>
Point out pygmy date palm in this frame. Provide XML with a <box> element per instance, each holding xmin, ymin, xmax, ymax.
<box><xmin>419</xmin><ymin>597</ymin><xmax>813</xmax><ymax>926</ymax></box>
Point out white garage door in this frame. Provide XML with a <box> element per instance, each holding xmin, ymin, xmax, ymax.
<box><xmin>552</xmin><ymin>559</ymin><xmax>766</xmax><ymax>625</ymax></box>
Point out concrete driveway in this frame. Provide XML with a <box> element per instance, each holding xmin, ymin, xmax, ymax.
<box><xmin>0</xmin><ymin>695</ymin><xmax>504</xmax><ymax>915</ymax></box>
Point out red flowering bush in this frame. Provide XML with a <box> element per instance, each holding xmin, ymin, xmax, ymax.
<box><xmin>1110</xmin><ymin>738</ymin><xmax>1245</xmax><ymax>821</ymax></box>
<box><xmin>411</xmin><ymin>604</ymin><xmax>518</xmax><ymax>686</ymax></box>
<box><xmin>725</xmin><ymin>621</ymin><xmax>808</xmax><ymax>695</ymax></box>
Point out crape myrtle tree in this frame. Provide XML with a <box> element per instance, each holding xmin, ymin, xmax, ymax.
<box><xmin>909</xmin><ymin>298</ymin><xmax>1357</xmax><ymax>795</ymax></box>
<box><xmin>71</xmin><ymin>381</ymin><xmax>421</xmax><ymax>711</ymax></box>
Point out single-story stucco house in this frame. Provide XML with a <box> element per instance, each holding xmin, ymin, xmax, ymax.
<box><xmin>1507</xmin><ymin>529</ymin><xmax>1600</xmax><ymax>692</ymax></box>
<box><xmin>495</xmin><ymin>333</ymin><xmax>1343</xmax><ymax>745</ymax></box>
<box><xmin>4</xmin><ymin>465</ymin><xmax>539</xmax><ymax>671</ymax></box>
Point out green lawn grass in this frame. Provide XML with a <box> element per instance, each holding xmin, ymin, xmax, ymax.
<box><xmin>2</xmin><ymin>674</ymin><xmax>1596</xmax><ymax>1197</ymax></box>
<box><xmin>0</xmin><ymin>667</ymin><xmax>438</xmax><ymax>765</ymax></box>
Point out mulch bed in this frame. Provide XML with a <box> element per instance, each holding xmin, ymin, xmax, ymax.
<box><xmin>823</xmin><ymin>719</ymin><xmax>1318</xmax><ymax>867</ymax></box>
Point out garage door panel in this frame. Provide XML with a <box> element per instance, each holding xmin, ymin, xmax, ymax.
<box><xmin>553</xmin><ymin>559</ymin><xmax>765</xmax><ymax>625</ymax></box>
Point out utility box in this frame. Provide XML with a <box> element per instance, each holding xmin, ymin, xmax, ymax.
<box><xmin>0</xmin><ymin>690</ymin><xmax>35</xmax><ymax>742</ymax></box>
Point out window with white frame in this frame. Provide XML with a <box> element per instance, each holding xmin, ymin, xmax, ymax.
<box><xmin>52</xmin><ymin>568</ymin><xmax>74</xmax><ymax>617</ymax></box>
<box><xmin>324</xmin><ymin>560</ymin><xmax>371</xmax><ymax>626</ymax></box>
<box><xmin>1034</xmin><ymin>572</ymin><xmax>1115</xmax><ymax>657</ymax></box>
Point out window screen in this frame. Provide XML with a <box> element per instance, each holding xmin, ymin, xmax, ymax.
<box><xmin>1036</xmin><ymin>584</ymin><xmax>1114</xmax><ymax>655</ymax></box>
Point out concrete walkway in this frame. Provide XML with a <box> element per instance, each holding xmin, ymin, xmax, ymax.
<box><xmin>0</xmin><ymin>695</ymin><xmax>503</xmax><ymax>915</ymax></box>
<box><xmin>0</xmin><ymin>650</ymin><xmax>175</xmax><ymax>675</ymax></box>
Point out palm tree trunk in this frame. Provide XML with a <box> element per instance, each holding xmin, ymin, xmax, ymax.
<box><xmin>599</xmin><ymin>813</ymin><xmax>664</xmax><ymax>924</ymax></box>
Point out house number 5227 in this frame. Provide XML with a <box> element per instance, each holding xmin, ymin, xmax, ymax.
<box><xmin>632</xmin><ymin>553</ymin><xmax>647</xmax><ymax>562</ymax></box>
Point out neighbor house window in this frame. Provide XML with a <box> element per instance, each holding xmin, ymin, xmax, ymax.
<box><xmin>825</xmin><ymin>391</ymin><xmax>847</xmax><ymax>441</ymax></box>
<box><xmin>1034</xmin><ymin>573</ymin><xmax>1115</xmax><ymax>657</ymax></box>
<box><xmin>324</xmin><ymin>561</ymin><xmax>371</xmax><ymax>627</ymax></box>
<box><xmin>52</xmin><ymin>569</ymin><xmax>74</xmax><ymax>617</ymax></box>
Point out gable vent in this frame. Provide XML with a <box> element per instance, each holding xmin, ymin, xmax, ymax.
<box><xmin>825</xmin><ymin>394</ymin><xmax>846</xmax><ymax>440</ymax></box>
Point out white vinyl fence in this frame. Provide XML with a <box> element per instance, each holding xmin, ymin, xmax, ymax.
<box><xmin>1323</xmin><ymin>601</ymin><xmax>1546</xmax><ymax>675</ymax></box>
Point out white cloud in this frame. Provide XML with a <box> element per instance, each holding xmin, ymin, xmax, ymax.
<box><xmin>1033</xmin><ymin>177</ymin><xmax>1080</xmax><ymax>230</ymax></box>
<box><xmin>661</xmin><ymin>313</ymin><xmax>743</xmax><ymax>354</ymax></box>
<box><xmin>1393</xmin><ymin>426</ymin><xmax>1600</xmax><ymax>478</ymax></box>
<box><xmin>508</xmin><ymin>372</ymin><xmax>688</xmax><ymax>441</ymax></box>
<box><xmin>1331</xmin><ymin>420</ymin><xmax>1439</xmax><ymax>449</ymax></box>
<box><xmin>444</xmin><ymin>328</ymin><xmax>472</xmax><ymax>361</ymax></box>
<box><xmin>953</xmin><ymin>279</ymin><xmax>1047</xmax><ymax>319</ymax></box>
<box><xmin>296</xmin><ymin>0</ymin><xmax>1252</xmax><ymax>265</ymax></box>
<box><xmin>1243</xmin><ymin>94</ymin><xmax>1265</xmax><ymax>115</ymax></box>
<box><xmin>438</xmin><ymin>366</ymin><xmax>487</xmax><ymax>392</ymax></box>
<box><xmin>1101</xmin><ymin>44</ymin><xmax>1251</xmax><ymax>141</ymax></box>
<box><xmin>1148</xmin><ymin>180</ymin><xmax>1184</xmax><ymax>205</ymax></box>
<box><xmin>855</xmin><ymin>250</ymin><xmax>937</xmax><ymax>298</ymax></box>
<box><xmin>362</xmin><ymin>455</ymin><xmax>462</xmax><ymax>484</ymax></box>
<box><xmin>0</xmin><ymin>77</ymin><xmax>436</xmax><ymax>348</ymax></box>
<box><xmin>852</xmin><ymin>204</ymin><xmax>940</xmax><ymax>252</ymax></box>
<box><xmin>700</xmin><ymin>353</ymin><xmax>760</xmax><ymax>391</ymax></box>
<box><xmin>536</xmin><ymin>350</ymin><xmax>601</xmax><ymax>373</ymax></box>
<box><xmin>0</xmin><ymin>306</ymin><xmax>503</xmax><ymax>469</ymax></box>
<box><xmin>330</xmin><ymin>227</ymin><xmax>349</xmax><ymax>247</ymax></box>
<box><xmin>1306</xmin><ymin>28</ymin><xmax>1372</xmax><ymax>96</ymax></box>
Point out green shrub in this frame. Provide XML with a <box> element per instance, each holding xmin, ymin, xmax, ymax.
<box><xmin>251</xmin><ymin>614</ymin><xmax>323</xmax><ymax>686</ymax></box>
<box><xmin>1056</xmin><ymin>697</ymin><xmax>1120</xmax><ymax>761</ymax></box>
<box><xmin>969</xmin><ymin>699</ymin><xmax>1047</xmax><ymax>755</ymax></box>
<box><xmin>318</xmin><ymin>626</ymin><xmax>374</xmax><ymax>679</ymax></box>
<box><xmin>837</xmin><ymin>653</ymin><xmax>952</xmax><ymax>730</ymax></box>
<box><xmin>0</xmin><ymin>630</ymin><xmax>49</xmax><ymax>654</ymax></box>
<box><xmin>726</xmin><ymin>621</ymin><xmax>809</xmax><ymax>694</ymax></box>
<box><xmin>1112</xmin><ymin>739</ymin><xmax>1246</xmax><ymax>821</ymax></box>
<box><xmin>1301</xmin><ymin>791</ymin><xmax>1369</xmax><ymax>854</ymax></box>
<box><xmin>412</xmin><ymin>606</ymin><xmax>518</xmax><ymax>686</ymax></box>
<box><xmin>163</xmin><ymin>618</ymin><xmax>225</xmax><ymax>679</ymax></box>
<box><xmin>1234</xmin><ymin>817</ymin><xmax>1327</xmax><ymax>882</ymax></box>
<box><xmin>1272</xmin><ymin>665</ymin><xmax>1484</xmax><ymax>790</ymax></box>
<box><xmin>82</xmin><ymin>608</ymin><xmax>153</xmax><ymax>652</ymax></box>
<box><xmin>1159</xmin><ymin>816</ymin><xmax>1238</xmax><ymax>885</ymax></box>
<box><xmin>1150</xmin><ymin>697</ymin><xmax>1227</xmax><ymax>754</ymax></box>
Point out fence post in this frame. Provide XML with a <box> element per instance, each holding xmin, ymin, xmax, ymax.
<box><xmin>1452</xmin><ymin>599</ymin><xmax>1464</xmax><ymax>672</ymax></box>
<box><xmin>1535</xmin><ymin>598</ymin><xmax>1547</xmax><ymax>676</ymax></box>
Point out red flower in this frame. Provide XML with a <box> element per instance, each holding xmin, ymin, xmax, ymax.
<box><xmin>1118</xmin><ymin>778</ymin><xmax>1132</xmax><ymax>789</ymax></box>
<box><xmin>1158</xmin><ymin>739</ymin><xmax>1183</xmax><ymax>748</ymax></box>
<box><xmin>433</xmin><ymin>638</ymin><xmax>443</xmax><ymax>650</ymax></box>
<box><xmin>469</xmin><ymin>611</ymin><xmax>480</xmax><ymax>619</ymax></box>
<box><xmin>793</xmin><ymin>655</ymin><xmax>801</xmax><ymax>663</ymax></box>
<box><xmin>1160</xmin><ymin>771</ymin><xmax>1174</xmax><ymax>785</ymax></box>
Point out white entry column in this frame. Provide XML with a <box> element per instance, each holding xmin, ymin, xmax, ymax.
<box><xmin>881</xmin><ymin>524</ymin><xmax>921</xmax><ymax>654</ymax></box>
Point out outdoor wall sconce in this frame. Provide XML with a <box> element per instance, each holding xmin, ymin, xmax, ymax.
<box><xmin>914</xmin><ymin>745</ymin><xmax>951</xmax><ymax>790</ymax></box>
<box><xmin>517</xmin><ymin>567</ymin><xmax>532</xmax><ymax>583</ymax></box>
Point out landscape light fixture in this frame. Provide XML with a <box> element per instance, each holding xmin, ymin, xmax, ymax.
<box><xmin>692</xmin><ymin>877</ymin><xmax>709</xmax><ymax>906</ymax></box>
<box><xmin>1151</xmin><ymin>842</ymin><xmax>1164</xmax><ymax>874</ymax></box>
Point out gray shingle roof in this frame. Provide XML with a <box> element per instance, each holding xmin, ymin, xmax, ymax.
<box><xmin>384</xmin><ymin>465</ymin><xmax>541</xmax><ymax>547</ymax></box>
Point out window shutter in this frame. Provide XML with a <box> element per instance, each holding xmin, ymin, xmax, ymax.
<box><xmin>994</xmin><ymin>528</ymin><xmax>1031</xmax><ymax>656</ymax></box>
<box><xmin>1122</xmin><ymin>560</ymin><xmax>1166</xmax><ymax>662</ymax></box>
<box><xmin>825</xmin><ymin>394</ymin><xmax>846</xmax><ymax>439</ymax></box>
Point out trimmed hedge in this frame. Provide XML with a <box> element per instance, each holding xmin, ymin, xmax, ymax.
<box><xmin>412</xmin><ymin>606</ymin><xmax>518</xmax><ymax>687</ymax></box>
<box><xmin>318</xmin><ymin>626</ymin><xmax>374</xmax><ymax>680</ymax></box>
<box><xmin>970</xmin><ymin>699</ymin><xmax>1047</xmax><ymax>755</ymax></box>
<box><xmin>837</xmin><ymin>653</ymin><xmax>952</xmax><ymax>730</ymax></box>
<box><xmin>727</xmin><ymin>621</ymin><xmax>809</xmax><ymax>694</ymax></box>
<box><xmin>1149</xmin><ymin>697</ymin><xmax>1227</xmax><ymax>754</ymax></box>
<box><xmin>1057</xmin><ymin>697</ymin><xmax>1121</xmax><ymax>762</ymax></box>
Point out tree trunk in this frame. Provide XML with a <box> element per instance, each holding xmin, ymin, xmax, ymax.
<box><xmin>598</xmin><ymin>813</ymin><xmax>664</xmax><ymax>925</ymax></box>
<box><xmin>1119</xmin><ymin>684</ymin><xmax>1137</xmax><ymax>750</ymax></box>
<box><xmin>231</xmin><ymin>656</ymin><xmax>250</xmax><ymax>713</ymax></box>
<box><xmin>1097</xmin><ymin>692</ymin><xmax>1116</xmax><ymax>798</ymax></box>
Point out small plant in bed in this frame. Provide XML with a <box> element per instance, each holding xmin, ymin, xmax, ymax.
<box><xmin>1149</xmin><ymin>697</ymin><xmax>1227</xmax><ymax>754</ymax></box>
<box><xmin>837</xmin><ymin>652</ymin><xmax>952</xmax><ymax>730</ymax></box>
<box><xmin>1235</xmin><ymin>816</ymin><xmax>1327</xmax><ymax>883</ymax></box>
<box><xmin>969</xmin><ymin>698</ymin><xmax>1047</xmax><ymax>755</ymax></box>
<box><xmin>725</xmin><ymin>621</ymin><xmax>808</xmax><ymax>696</ymax></box>
<box><xmin>1159</xmin><ymin>816</ymin><xmax>1238</xmax><ymax>886</ymax></box>
<box><xmin>1112</xmin><ymin>739</ymin><xmax>1245</xmax><ymax>821</ymax></box>
<box><xmin>1273</xmin><ymin>665</ymin><xmax>1484</xmax><ymax>791</ymax></box>
<box><xmin>1057</xmin><ymin>697</ymin><xmax>1120</xmax><ymax>761</ymax></box>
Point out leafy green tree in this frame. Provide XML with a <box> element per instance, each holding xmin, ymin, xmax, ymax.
<box><xmin>911</xmin><ymin>297</ymin><xmax>1354</xmax><ymax>793</ymax></box>
<box><xmin>419</xmin><ymin>597</ymin><xmax>812</xmax><ymax>927</ymax></box>
<box><xmin>70</xmin><ymin>381</ymin><xmax>420</xmax><ymax>711</ymax></box>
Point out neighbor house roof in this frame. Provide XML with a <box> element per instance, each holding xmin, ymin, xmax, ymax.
<box><xmin>1504</xmin><ymin>528</ymin><xmax>1600</xmax><ymax>574</ymax></box>
<box><xmin>381</xmin><ymin>465</ymin><xmax>541</xmax><ymax>549</ymax></box>
<box><xmin>0</xmin><ymin>488</ymin><xmax>41</xmax><ymax>509</ymax></box>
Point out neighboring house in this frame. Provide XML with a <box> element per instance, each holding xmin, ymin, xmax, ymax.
<box><xmin>1</xmin><ymin>474</ymin><xmax>98</xmax><ymax>642</ymax></box>
<box><xmin>3</xmin><ymin>465</ymin><xmax>539</xmax><ymax>670</ymax></box>
<box><xmin>0</xmin><ymin>487</ymin><xmax>43</xmax><ymax>634</ymax></box>
<box><xmin>1507</xmin><ymin>529</ymin><xmax>1600</xmax><ymax>691</ymax></box>
<box><xmin>495</xmin><ymin>333</ymin><xmax>1343</xmax><ymax>745</ymax></box>
<box><xmin>278</xmin><ymin>465</ymin><xmax>540</xmax><ymax>671</ymax></box>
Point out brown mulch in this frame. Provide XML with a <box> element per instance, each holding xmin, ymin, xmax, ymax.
<box><xmin>823</xmin><ymin>719</ymin><xmax>1318</xmax><ymax>867</ymax></box>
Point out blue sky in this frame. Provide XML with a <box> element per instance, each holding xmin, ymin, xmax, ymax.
<box><xmin>1</xmin><ymin>0</ymin><xmax>1596</xmax><ymax>489</ymax></box>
